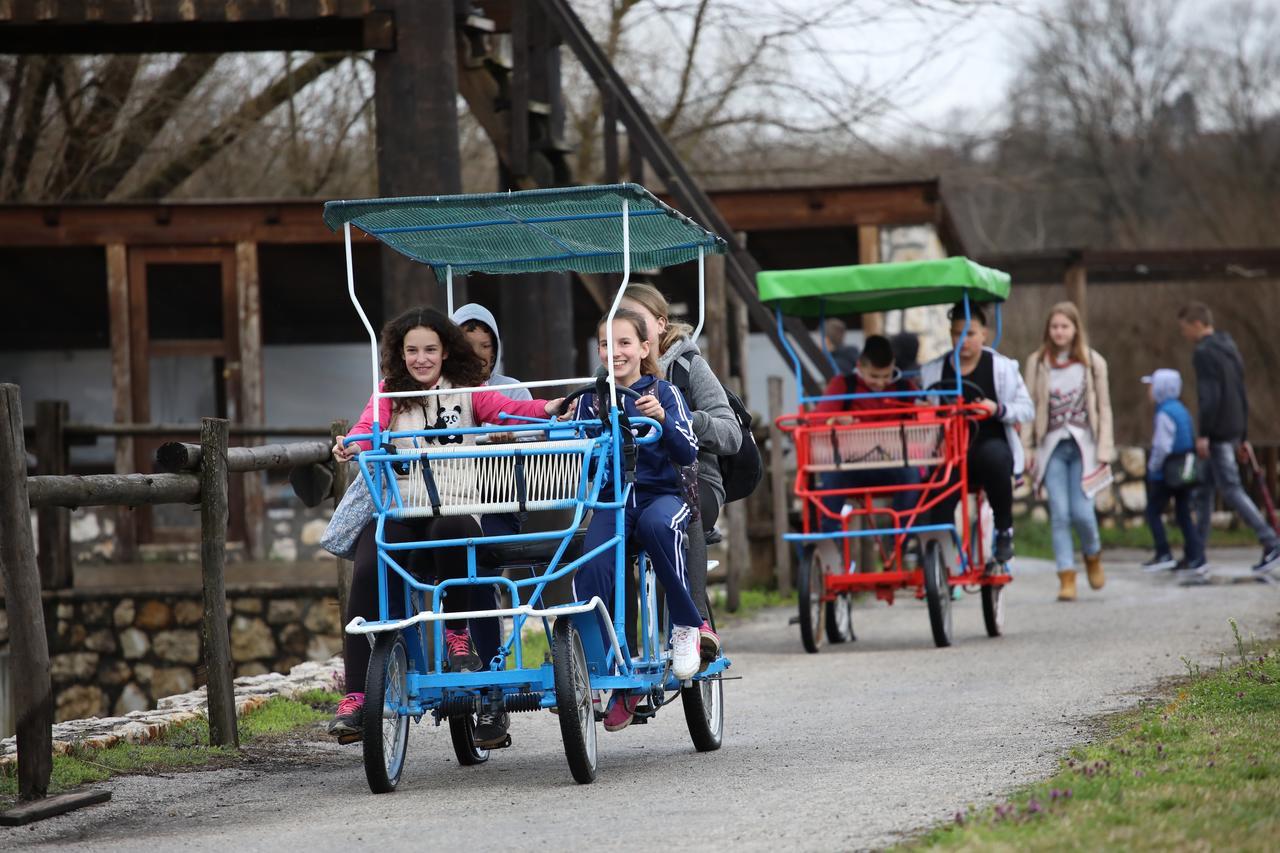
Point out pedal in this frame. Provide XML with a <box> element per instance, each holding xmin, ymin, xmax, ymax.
<box><xmin>788</xmin><ymin>615</ymin><xmax>800</xmax><ymax>625</ymax></box>
<box><xmin>336</xmin><ymin>732</ymin><xmax>361</xmax><ymax>745</ymax></box>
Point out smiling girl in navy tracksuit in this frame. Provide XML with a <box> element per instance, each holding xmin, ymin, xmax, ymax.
<box><xmin>572</xmin><ymin>308</ymin><xmax>701</xmax><ymax>731</ymax></box>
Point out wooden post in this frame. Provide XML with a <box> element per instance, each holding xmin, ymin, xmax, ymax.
<box><xmin>236</xmin><ymin>241</ymin><xmax>266</xmax><ymax>561</ymax></box>
<box><xmin>508</xmin><ymin>0</ymin><xmax>530</xmax><ymax>178</ymax></box>
<box><xmin>0</xmin><ymin>384</ymin><xmax>53</xmax><ymax>800</ymax></box>
<box><xmin>331</xmin><ymin>420</ymin><xmax>354</xmax><ymax>624</ymax></box>
<box><xmin>724</xmin><ymin>377</ymin><xmax>748</xmax><ymax>613</ymax></box>
<box><xmin>1065</xmin><ymin>260</ymin><xmax>1087</xmax><ymax>317</ymax></box>
<box><xmin>768</xmin><ymin>376</ymin><xmax>792</xmax><ymax>594</ymax></box>
<box><xmin>199</xmin><ymin>417</ymin><xmax>238</xmax><ymax>749</ymax></box>
<box><xmin>602</xmin><ymin>89</ymin><xmax>619</xmax><ymax>184</ymax></box>
<box><xmin>106</xmin><ymin>242</ymin><xmax>137</xmax><ymax>561</ymax></box>
<box><xmin>704</xmin><ymin>253</ymin><xmax>728</xmax><ymax>377</ymax></box>
<box><xmin>34</xmin><ymin>400</ymin><xmax>71</xmax><ymax>589</ymax></box>
<box><xmin>858</xmin><ymin>224</ymin><xmax>884</xmax><ymax>335</ymax></box>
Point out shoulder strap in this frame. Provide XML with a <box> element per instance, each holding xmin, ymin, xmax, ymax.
<box><xmin>669</xmin><ymin>352</ymin><xmax>695</xmax><ymax>393</ymax></box>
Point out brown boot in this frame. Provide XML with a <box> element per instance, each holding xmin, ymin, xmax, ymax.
<box><xmin>1057</xmin><ymin>570</ymin><xmax>1078</xmax><ymax>601</ymax></box>
<box><xmin>1085</xmin><ymin>552</ymin><xmax>1105</xmax><ymax>590</ymax></box>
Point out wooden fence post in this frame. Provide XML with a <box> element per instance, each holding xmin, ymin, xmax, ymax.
<box><xmin>0</xmin><ymin>384</ymin><xmax>53</xmax><ymax>800</ymax></box>
<box><xmin>200</xmin><ymin>417</ymin><xmax>238</xmax><ymax>749</ymax></box>
<box><xmin>723</xmin><ymin>378</ymin><xmax>747</xmax><ymax>613</ymax></box>
<box><xmin>330</xmin><ymin>420</ymin><xmax>353</xmax><ymax>624</ymax></box>
<box><xmin>34</xmin><ymin>400</ymin><xmax>71</xmax><ymax>589</ymax></box>
<box><xmin>768</xmin><ymin>376</ymin><xmax>792</xmax><ymax>594</ymax></box>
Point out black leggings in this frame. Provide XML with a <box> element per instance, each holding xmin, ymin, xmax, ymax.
<box><xmin>928</xmin><ymin>435</ymin><xmax>1015</xmax><ymax>532</ymax></box>
<box><xmin>344</xmin><ymin>515</ymin><xmax>484</xmax><ymax>694</ymax></box>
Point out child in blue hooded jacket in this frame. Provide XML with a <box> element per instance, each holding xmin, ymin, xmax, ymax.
<box><xmin>1142</xmin><ymin>368</ymin><xmax>1205</xmax><ymax>572</ymax></box>
<box><xmin>572</xmin><ymin>308</ymin><xmax>701</xmax><ymax>731</ymax></box>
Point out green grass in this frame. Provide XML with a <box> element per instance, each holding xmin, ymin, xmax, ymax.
<box><xmin>904</xmin><ymin>626</ymin><xmax>1280</xmax><ymax>851</ymax></box>
<box><xmin>1015</xmin><ymin>518</ymin><xmax>1260</xmax><ymax>561</ymax></box>
<box><xmin>0</xmin><ymin>691</ymin><xmax>343</xmax><ymax>805</ymax></box>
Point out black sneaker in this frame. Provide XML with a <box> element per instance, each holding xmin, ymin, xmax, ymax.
<box><xmin>445</xmin><ymin>628</ymin><xmax>482</xmax><ymax>673</ymax></box>
<box><xmin>473</xmin><ymin>710</ymin><xmax>510</xmax><ymax>748</ymax></box>
<box><xmin>994</xmin><ymin>528</ymin><xmax>1014</xmax><ymax>564</ymax></box>
<box><xmin>1142</xmin><ymin>553</ymin><xmax>1178</xmax><ymax>572</ymax></box>
<box><xmin>1251</xmin><ymin>545</ymin><xmax>1280</xmax><ymax>575</ymax></box>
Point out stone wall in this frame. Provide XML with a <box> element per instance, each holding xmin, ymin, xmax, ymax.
<box><xmin>0</xmin><ymin>585</ymin><xmax>344</xmax><ymax>724</ymax></box>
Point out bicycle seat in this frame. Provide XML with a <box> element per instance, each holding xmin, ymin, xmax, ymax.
<box><xmin>483</xmin><ymin>528</ymin><xmax>588</xmax><ymax>567</ymax></box>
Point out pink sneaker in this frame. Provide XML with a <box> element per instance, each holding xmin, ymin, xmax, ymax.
<box><xmin>445</xmin><ymin>628</ymin><xmax>481</xmax><ymax>673</ymax></box>
<box><xmin>603</xmin><ymin>692</ymin><xmax>644</xmax><ymax>732</ymax></box>
<box><xmin>699</xmin><ymin>621</ymin><xmax>721</xmax><ymax>666</ymax></box>
<box><xmin>328</xmin><ymin>692</ymin><xmax>365</xmax><ymax>736</ymax></box>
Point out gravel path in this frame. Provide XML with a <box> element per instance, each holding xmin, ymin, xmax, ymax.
<box><xmin>6</xmin><ymin>550</ymin><xmax>1278</xmax><ymax>852</ymax></box>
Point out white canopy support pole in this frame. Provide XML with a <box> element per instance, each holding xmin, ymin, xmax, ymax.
<box><xmin>446</xmin><ymin>265</ymin><xmax>454</xmax><ymax>317</ymax></box>
<box><xmin>346</xmin><ymin>222</ymin><xmax>381</xmax><ymax>430</ymax></box>
<box><xmin>604</xmin><ymin>199</ymin><xmax>631</xmax><ymax>404</ymax></box>
<box><xmin>691</xmin><ymin>245</ymin><xmax>706</xmax><ymax>343</ymax></box>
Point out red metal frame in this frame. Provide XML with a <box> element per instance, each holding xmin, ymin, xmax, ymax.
<box><xmin>777</xmin><ymin>401</ymin><xmax>1013</xmax><ymax>605</ymax></box>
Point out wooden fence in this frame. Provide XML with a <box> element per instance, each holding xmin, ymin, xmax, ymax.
<box><xmin>0</xmin><ymin>383</ymin><xmax>341</xmax><ymax>804</ymax></box>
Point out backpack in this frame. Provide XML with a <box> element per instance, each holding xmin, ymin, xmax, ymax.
<box><xmin>668</xmin><ymin>352</ymin><xmax>763</xmax><ymax>503</ymax></box>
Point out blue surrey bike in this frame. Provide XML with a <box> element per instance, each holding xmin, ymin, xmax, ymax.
<box><xmin>322</xmin><ymin>184</ymin><xmax>731</xmax><ymax>792</ymax></box>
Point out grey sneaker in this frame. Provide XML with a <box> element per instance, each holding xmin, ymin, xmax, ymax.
<box><xmin>1142</xmin><ymin>553</ymin><xmax>1177</xmax><ymax>573</ymax></box>
<box><xmin>1251</xmin><ymin>545</ymin><xmax>1280</xmax><ymax>575</ymax></box>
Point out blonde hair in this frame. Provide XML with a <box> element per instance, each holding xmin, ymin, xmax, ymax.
<box><xmin>600</xmin><ymin>309</ymin><xmax>662</xmax><ymax>379</ymax></box>
<box><xmin>621</xmin><ymin>282</ymin><xmax>694</xmax><ymax>355</ymax></box>
<box><xmin>1037</xmin><ymin>301</ymin><xmax>1091</xmax><ymax>366</ymax></box>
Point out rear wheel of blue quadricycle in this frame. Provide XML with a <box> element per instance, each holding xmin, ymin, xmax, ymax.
<box><xmin>981</xmin><ymin>562</ymin><xmax>1006</xmax><ymax>638</ymax></box>
<box><xmin>448</xmin><ymin>712</ymin><xmax>490</xmax><ymax>766</ymax></box>
<box><xmin>362</xmin><ymin>632</ymin><xmax>410</xmax><ymax>793</ymax></box>
<box><xmin>682</xmin><ymin>601</ymin><xmax>723</xmax><ymax>752</ymax></box>
<box><xmin>552</xmin><ymin>618</ymin><xmax>597</xmax><ymax>783</ymax></box>
<box><xmin>797</xmin><ymin>546</ymin><xmax>826</xmax><ymax>654</ymax></box>
<box><xmin>922</xmin><ymin>539</ymin><xmax>953</xmax><ymax>648</ymax></box>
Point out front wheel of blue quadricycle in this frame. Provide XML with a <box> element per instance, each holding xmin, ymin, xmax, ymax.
<box><xmin>552</xmin><ymin>618</ymin><xmax>598</xmax><ymax>783</ymax></box>
<box><xmin>682</xmin><ymin>603</ymin><xmax>723</xmax><ymax>752</ymax></box>
<box><xmin>363</xmin><ymin>632</ymin><xmax>410</xmax><ymax>793</ymax></box>
<box><xmin>448</xmin><ymin>713</ymin><xmax>490</xmax><ymax>766</ymax></box>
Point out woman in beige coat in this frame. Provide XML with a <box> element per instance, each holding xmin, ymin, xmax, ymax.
<box><xmin>1022</xmin><ymin>302</ymin><xmax>1115</xmax><ymax>601</ymax></box>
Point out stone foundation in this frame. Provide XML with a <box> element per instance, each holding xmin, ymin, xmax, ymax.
<box><xmin>0</xmin><ymin>585</ymin><xmax>343</xmax><ymax>724</ymax></box>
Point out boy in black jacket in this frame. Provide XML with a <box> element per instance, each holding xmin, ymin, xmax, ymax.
<box><xmin>1178</xmin><ymin>302</ymin><xmax>1280</xmax><ymax>574</ymax></box>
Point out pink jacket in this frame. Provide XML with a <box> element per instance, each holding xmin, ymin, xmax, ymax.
<box><xmin>348</xmin><ymin>382</ymin><xmax>548</xmax><ymax>450</ymax></box>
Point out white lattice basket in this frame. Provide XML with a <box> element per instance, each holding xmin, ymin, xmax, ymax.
<box><xmin>386</xmin><ymin>439</ymin><xmax>594</xmax><ymax>518</ymax></box>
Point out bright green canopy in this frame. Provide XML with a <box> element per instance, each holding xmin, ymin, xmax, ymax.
<box><xmin>756</xmin><ymin>257</ymin><xmax>1011</xmax><ymax>316</ymax></box>
<box><xmin>323</xmin><ymin>183</ymin><xmax>726</xmax><ymax>276</ymax></box>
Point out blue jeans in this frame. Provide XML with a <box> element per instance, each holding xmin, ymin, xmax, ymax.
<box><xmin>1146</xmin><ymin>478</ymin><xmax>1203</xmax><ymax>563</ymax></box>
<box><xmin>819</xmin><ymin>467</ymin><xmax>922</xmax><ymax>534</ymax></box>
<box><xmin>1043</xmin><ymin>438</ymin><xmax>1101</xmax><ymax>570</ymax></box>
<box><xmin>1195</xmin><ymin>441</ymin><xmax>1279</xmax><ymax>550</ymax></box>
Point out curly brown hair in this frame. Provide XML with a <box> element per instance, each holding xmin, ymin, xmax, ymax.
<box><xmin>381</xmin><ymin>306</ymin><xmax>488</xmax><ymax>413</ymax></box>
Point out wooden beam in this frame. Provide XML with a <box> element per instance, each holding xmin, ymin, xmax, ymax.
<box><xmin>0</xmin><ymin>789</ymin><xmax>111</xmax><ymax>826</ymax></box>
<box><xmin>0</xmin><ymin>384</ymin><xmax>54</xmax><ymax>801</ymax></box>
<box><xmin>34</xmin><ymin>400</ymin><xmax>71</xmax><ymax>589</ymax></box>
<box><xmin>1065</xmin><ymin>260</ymin><xmax>1087</xmax><ymax>316</ymax></box>
<box><xmin>508</xmin><ymin>0</ymin><xmax>530</xmax><ymax>177</ymax></box>
<box><xmin>154</xmin><ymin>440</ymin><xmax>330</xmax><ymax>473</ymax></box>
<box><xmin>105</xmin><ymin>243</ymin><xmax>137</xmax><ymax>561</ymax></box>
<box><xmin>200</xmin><ymin>417</ymin><xmax>238</xmax><ymax>749</ymax></box>
<box><xmin>703</xmin><ymin>253</ymin><xmax>728</xmax><ymax>378</ymax></box>
<box><xmin>858</xmin><ymin>224</ymin><xmax>884</xmax><ymax>335</ymax></box>
<box><xmin>236</xmin><ymin>241</ymin><xmax>266</xmax><ymax>560</ymax></box>
<box><xmin>602</xmin><ymin>90</ymin><xmax>619</xmax><ymax>184</ymax></box>
<box><xmin>27</xmin><ymin>473</ymin><xmax>201</xmax><ymax>509</ymax></box>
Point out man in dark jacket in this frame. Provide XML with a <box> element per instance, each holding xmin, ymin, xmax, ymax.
<box><xmin>1179</xmin><ymin>302</ymin><xmax>1280</xmax><ymax>574</ymax></box>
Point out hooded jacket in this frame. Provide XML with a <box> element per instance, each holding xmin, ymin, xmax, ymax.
<box><xmin>450</xmin><ymin>303</ymin><xmax>532</xmax><ymax>402</ymax></box>
<box><xmin>573</xmin><ymin>373</ymin><xmax>699</xmax><ymax>496</ymax></box>
<box><xmin>1192</xmin><ymin>331</ymin><xmax>1247</xmax><ymax>442</ymax></box>
<box><xmin>1147</xmin><ymin>369</ymin><xmax>1194</xmax><ymax>479</ymax></box>
<box><xmin>658</xmin><ymin>337</ymin><xmax>741</xmax><ymax>504</ymax></box>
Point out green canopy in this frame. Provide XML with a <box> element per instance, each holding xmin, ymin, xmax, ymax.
<box><xmin>323</xmin><ymin>183</ymin><xmax>726</xmax><ymax>276</ymax></box>
<box><xmin>756</xmin><ymin>257</ymin><xmax>1011</xmax><ymax>316</ymax></box>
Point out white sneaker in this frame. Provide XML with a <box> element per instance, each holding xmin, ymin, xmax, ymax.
<box><xmin>670</xmin><ymin>625</ymin><xmax>701</xmax><ymax>680</ymax></box>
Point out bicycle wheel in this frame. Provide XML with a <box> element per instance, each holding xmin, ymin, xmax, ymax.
<box><xmin>824</xmin><ymin>593</ymin><xmax>854</xmax><ymax>644</ymax></box>
<box><xmin>448</xmin><ymin>711</ymin><xmax>491</xmax><ymax>766</ymax></box>
<box><xmin>362</xmin><ymin>631</ymin><xmax>410</xmax><ymax>793</ymax></box>
<box><xmin>981</xmin><ymin>563</ymin><xmax>1006</xmax><ymax>638</ymax></box>
<box><xmin>797</xmin><ymin>546</ymin><xmax>826</xmax><ymax>654</ymax></box>
<box><xmin>682</xmin><ymin>601</ymin><xmax>724</xmax><ymax>752</ymax></box>
<box><xmin>552</xmin><ymin>618</ymin><xmax>598</xmax><ymax>783</ymax></box>
<box><xmin>922</xmin><ymin>539</ymin><xmax>953</xmax><ymax>648</ymax></box>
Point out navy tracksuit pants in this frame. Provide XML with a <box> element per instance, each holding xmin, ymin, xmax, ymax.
<box><xmin>574</xmin><ymin>491</ymin><xmax>701</xmax><ymax>650</ymax></box>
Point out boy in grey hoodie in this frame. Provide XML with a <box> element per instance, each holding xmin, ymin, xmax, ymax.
<box><xmin>451</xmin><ymin>303</ymin><xmax>533</xmax><ymax>401</ymax></box>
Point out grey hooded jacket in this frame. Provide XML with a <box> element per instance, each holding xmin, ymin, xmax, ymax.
<box><xmin>450</xmin><ymin>302</ymin><xmax>532</xmax><ymax>401</ymax></box>
<box><xmin>658</xmin><ymin>336</ymin><xmax>742</xmax><ymax>504</ymax></box>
